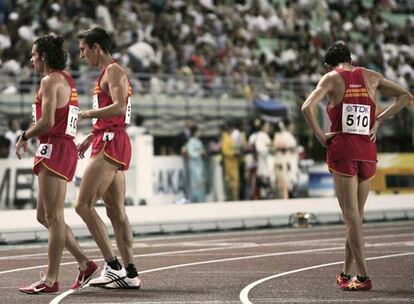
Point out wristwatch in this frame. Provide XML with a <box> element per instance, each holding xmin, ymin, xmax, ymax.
<box><xmin>20</xmin><ymin>130</ymin><xmax>28</xmax><ymax>141</ymax></box>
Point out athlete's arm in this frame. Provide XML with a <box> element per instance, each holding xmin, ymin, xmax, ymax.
<box><xmin>77</xmin><ymin>132</ymin><xmax>94</xmax><ymax>159</ymax></box>
<box><xmin>26</xmin><ymin>76</ymin><xmax>58</xmax><ymax>138</ymax></box>
<box><xmin>301</xmin><ymin>73</ymin><xmax>337</xmax><ymax>147</ymax></box>
<box><xmin>376</xmin><ymin>77</ymin><xmax>413</xmax><ymax>122</ymax></box>
<box><xmin>16</xmin><ymin>76</ymin><xmax>58</xmax><ymax>158</ymax></box>
<box><xmin>79</xmin><ymin>64</ymin><xmax>127</xmax><ymax>119</ymax></box>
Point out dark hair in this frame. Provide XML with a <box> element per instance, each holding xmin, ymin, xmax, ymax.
<box><xmin>78</xmin><ymin>27</ymin><xmax>112</xmax><ymax>54</ymax></box>
<box><xmin>34</xmin><ymin>35</ymin><xmax>67</xmax><ymax>70</ymax></box>
<box><xmin>189</xmin><ymin>125</ymin><xmax>198</xmax><ymax>136</ymax></box>
<box><xmin>324</xmin><ymin>41</ymin><xmax>351</xmax><ymax>67</ymax></box>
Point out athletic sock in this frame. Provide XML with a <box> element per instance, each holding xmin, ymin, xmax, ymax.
<box><xmin>105</xmin><ymin>256</ymin><xmax>122</xmax><ymax>270</ymax></box>
<box><xmin>125</xmin><ymin>263</ymin><xmax>138</xmax><ymax>278</ymax></box>
<box><xmin>357</xmin><ymin>274</ymin><xmax>369</xmax><ymax>282</ymax></box>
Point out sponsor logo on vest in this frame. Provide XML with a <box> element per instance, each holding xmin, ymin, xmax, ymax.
<box><xmin>345</xmin><ymin>104</ymin><xmax>370</xmax><ymax>113</ymax></box>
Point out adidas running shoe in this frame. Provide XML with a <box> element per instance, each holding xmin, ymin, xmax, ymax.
<box><xmin>89</xmin><ymin>263</ymin><xmax>126</xmax><ymax>287</ymax></box>
<box><xmin>103</xmin><ymin>275</ymin><xmax>142</xmax><ymax>289</ymax></box>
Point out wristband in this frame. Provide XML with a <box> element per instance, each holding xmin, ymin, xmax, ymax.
<box><xmin>20</xmin><ymin>130</ymin><xmax>28</xmax><ymax>141</ymax></box>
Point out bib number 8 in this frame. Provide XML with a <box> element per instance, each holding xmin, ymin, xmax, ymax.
<box><xmin>35</xmin><ymin>144</ymin><xmax>52</xmax><ymax>159</ymax></box>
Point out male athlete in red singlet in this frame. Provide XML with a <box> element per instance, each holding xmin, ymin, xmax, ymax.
<box><xmin>75</xmin><ymin>27</ymin><xmax>140</xmax><ymax>289</ymax></box>
<box><xmin>16</xmin><ymin>35</ymin><xmax>98</xmax><ymax>294</ymax></box>
<box><xmin>302</xmin><ymin>42</ymin><xmax>413</xmax><ymax>291</ymax></box>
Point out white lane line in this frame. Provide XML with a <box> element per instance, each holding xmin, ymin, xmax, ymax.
<box><xmin>2</xmin><ymin>231</ymin><xmax>412</xmax><ymax>262</ymax></box>
<box><xmin>51</xmin><ymin>244</ymin><xmax>412</xmax><ymax>304</ymax></box>
<box><xmin>54</xmin><ymin>302</ymin><xmax>241</xmax><ymax>304</ymax></box>
<box><xmin>2</xmin><ymin>234</ymin><xmax>412</xmax><ymax>273</ymax></box>
<box><xmin>2</xmin><ymin>222</ymin><xmax>412</xmax><ymax>253</ymax></box>
<box><xmin>0</xmin><ymin>244</ymin><xmax>256</xmax><ymax>275</ymax></box>
<box><xmin>50</xmin><ymin>246</ymin><xmax>345</xmax><ymax>304</ymax></box>
<box><xmin>246</xmin><ymin>299</ymin><xmax>414</xmax><ymax>303</ymax></box>
<box><xmin>239</xmin><ymin>251</ymin><xmax>414</xmax><ymax>304</ymax></box>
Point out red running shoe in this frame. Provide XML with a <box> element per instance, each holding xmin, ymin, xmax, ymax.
<box><xmin>340</xmin><ymin>276</ymin><xmax>372</xmax><ymax>291</ymax></box>
<box><xmin>336</xmin><ymin>273</ymin><xmax>351</xmax><ymax>285</ymax></box>
<box><xmin>19</xmin><ymin>277</ymin><xmax>59</xmax><ymax>294</ymax></box>
<box><xmin>71</xmin><ymin>260</ymin><xmax>100</xmax><ymax>289</ymax></box>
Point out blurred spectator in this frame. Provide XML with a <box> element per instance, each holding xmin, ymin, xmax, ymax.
<box><xmin>230</xmin><ymin>119</ymin><xmax>247</xmax><ymax>200</ymax></box>
<box><xmin>0</xmin><ymin>0</ymin><xmax>411</xmax><ymax>97</ymax></box>
<box><xmin>126</xmin><ymin>114</ymin><xmax>147</xmax><ymax>136</ymax></box>
<box><xmin>245</xmin><ymin>118</ymin><xmax>261</xmax><ymax>200</ymax></box>
<box><xmin>273</xmin><ymin>119</ymin><xmax>299</xmax><ymax>198</ymax></box>
<box><xmin>221</xmin><ymin>122</ymin><xmax>239</xmax><ymax>201</ymax></box>
<box><xmin>0</xmin><ymin>135</ymin><xmax>10</xmax><ymax>158</ymax></box>
<box><xmin>182</xmin><ymin>124</ymin><xmax>206</xmax><ymax>203</ymax></box>
<box><xmin>4</xmin><ymin>117</ymin><xmax>21</xmax><ymax>158</ymax></box>
<box><xmin>174</xmin><ymin>119</ymin><xmax>194</xmax><ymax>155</ymax></box>
<box><xmin>255</xmin><ymin>120</ymin><xmax>274</xmax><ymax>199</ymax></box>
<box><xmin>176</xmin><ymin>119</ymin><xmax>195</xmax><ymax>199</ymax></box>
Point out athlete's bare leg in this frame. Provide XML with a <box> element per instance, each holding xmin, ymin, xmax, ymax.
<box><xmin>333</xmin><ymin>175</ymin><xmax>353</xmax><ymax>274</ymax></box>
<box><xmin>332</xmin><ymin>172</ymin><xmax>368</xmax><ymax>276</ymax></box>
<box><xmin>37</xmin><ymin>166</ymin><xmax>67</xmax><ymax>286</ymax></box>
<box><xmin>102</xmin><ymin>171</ymin><xmax>134</xmax><ymax>265</ymax></box>
<box><xmin>37</xmin><ymin>196</ymin><xmax>91</xmax><ymax>271</ymax></box>
<box><xmin>75</xmin><ymin>153</ymin><xmax>118</xmax><ymax>260</ymax></box>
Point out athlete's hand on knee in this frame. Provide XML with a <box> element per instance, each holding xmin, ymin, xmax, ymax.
<box><xmin>77</xmin><ymin>134</ymin><xmax>94</xmax><ymax>159</ymax></box>
<box><xmin>15</xmin><ymin>138</ymin><xmax>28</xmax><ymax>159</ymax></box>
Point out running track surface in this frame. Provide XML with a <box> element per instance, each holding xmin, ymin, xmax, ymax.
<box><xmin>0</xmin><ymin>221</ymin><xmax>413</xmax><ymax>304</ymax></box>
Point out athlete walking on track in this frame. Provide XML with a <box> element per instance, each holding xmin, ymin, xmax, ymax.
<box><xmin>76</xmin><ymin>27</ymin><xmax>140</xmax><ymax>289</ymax></box>
<box><xmin>16</xmin><ymin>35</ymin><xmax>99</xmax><ymax>294</ymax></box>
<box><xmin>302</xmin><ymin>41</ymin><xmax>413</xmax><ymax>291</ymax></box>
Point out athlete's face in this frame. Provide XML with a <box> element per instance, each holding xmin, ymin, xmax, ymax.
<box><xmin>79</xmin><ymin>38</ymin><xmax>98</xmax><ymax>67</ymax></box>
<box><xmin>30</xmin><ymin>44</ymin><xmax>45</xmax><ymax>74</ymax></box>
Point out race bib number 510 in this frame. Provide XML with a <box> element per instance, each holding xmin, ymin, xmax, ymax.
<box><xmin>342</xmin><ymin>103</ymin><xmax>371</xmax><ymax>135</ymax></box>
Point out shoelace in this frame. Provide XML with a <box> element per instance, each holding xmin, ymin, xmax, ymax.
<box><xmin>30</xmin><ymin>271</ymin><xmax>46</xmax><ymax>287</ymax></box>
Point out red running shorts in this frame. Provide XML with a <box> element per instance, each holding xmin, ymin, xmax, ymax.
<box><xmin>90</xmin><ymin>129</ymin><xmax>131</xmax><ymax>170</ymax></box>
<box><xmin>328</xmin><ymin>160</ymin><xmax>376</xmax><ymax>180</ymax></box>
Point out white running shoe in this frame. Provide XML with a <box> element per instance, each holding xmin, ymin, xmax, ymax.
<box><xmin>104</xmin><ymin>276</ymin><xmax>142</xmax><ymax>289</ymax></box>
<box><xmin>89</xmin><ymin>263</ymin><xmax>126</xmax><ymax>287</ymax></box>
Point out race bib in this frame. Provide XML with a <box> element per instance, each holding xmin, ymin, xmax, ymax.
<box><xmin>125</xmin><ymin>96</ymin><xmax>131</xmax><ymax>124</ymax></box>
<box><xmin>65</xmin><ymin>105</ymin><xmax>79</xmax><ymax>136</ymax></box>
<box><xmin>35</xmin><ymin>144</ymin><xmax>52</xmax><ymax>159</ymax></box>
<box><xmin>92</xmin><ymin>94</ymin><xmax>98</xmax><ymax>125</ymax></box>
<box><xmin>32</xmin><ymin>104</ymin><xmax>37</xmax><ymax>123</ymax></box>
<box><xmin>103</xmin><ymin>132</ymin><xmax>114</xmax><ymax>142</ymax></box>
<box><xmin>342</xmin><ymin>103</ymin><xmax>371</xmax><ymax>135</ymax></box>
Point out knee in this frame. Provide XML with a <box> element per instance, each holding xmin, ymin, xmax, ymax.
<box><xmin>75</xmin><ymin>202</ymin><xmax>92</xmax><ymax>218</ymax></box>
<box><xmin>36</xmin><ymin>214</ymin><xmax>48</xmax><ymax>228</ymax></box>
<box><xmin>106</xmin><ymin>206</ymin><xmax>126</xmax><ymax>224</ymax></box>
<box><xmin>44</xmin><ymin>212</ymin><xmax>64</xmax><ymax>226</ymax></box>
